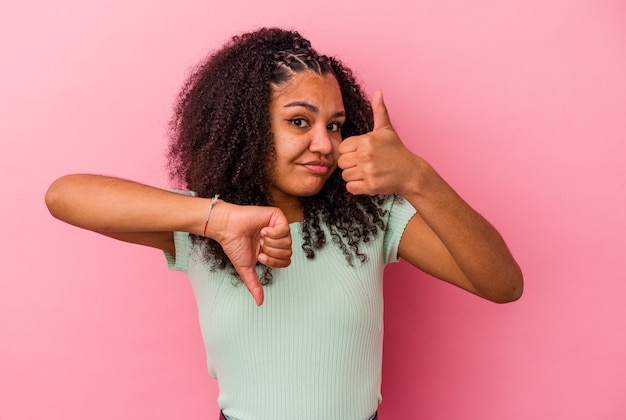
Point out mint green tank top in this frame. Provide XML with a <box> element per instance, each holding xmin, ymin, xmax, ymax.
<box><xmin>165</xmin><ymin>196</ymin><xmax>415</xmax><ymax>420</ymax></box>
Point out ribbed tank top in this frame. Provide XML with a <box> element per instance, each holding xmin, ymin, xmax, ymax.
<box><xmin>165</xmin><ymin>195</ymin><xmax>415</xmax><ymax>419</ymax></box>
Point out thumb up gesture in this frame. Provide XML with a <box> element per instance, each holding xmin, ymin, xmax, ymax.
<box><xmin>338</xmin><ymin>90</ymin><xmax>419</xmax><ymax>196</ymax></box>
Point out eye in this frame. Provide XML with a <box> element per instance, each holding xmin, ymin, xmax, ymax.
<box><xmin>327</xmin><ymin>122</ymin><xmax>342</xmax><ymax>132</ymax></box>
<box><xmin>288</xmin><ymin>118</ymin><xmax>310</xmax><ymax>128</ymax></box>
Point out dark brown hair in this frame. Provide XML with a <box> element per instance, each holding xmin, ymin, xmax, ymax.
<box><xmin>168</xmin><ymin>27</ymin><xmax>391</xmax><ymax>283</ymax></box>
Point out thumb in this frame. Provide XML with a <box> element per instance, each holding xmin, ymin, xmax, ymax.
<box><xmin>238</xmin><ymin>267</ymin><xmax>265</xmax><ymax>306</ymax></box>
<box><xmin>372</xmin><ymin>89</ymin><xmax>392</xmax><ymax>131</ymax></box>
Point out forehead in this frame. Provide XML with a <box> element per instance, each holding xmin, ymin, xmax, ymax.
<box><xmin>270</xmin><ymin>71</ymin><xmax>343</xmax><ymax>108</ymax></box>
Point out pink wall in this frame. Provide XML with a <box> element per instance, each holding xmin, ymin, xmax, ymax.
<box><xmin>2</xmin><ymin>0</ymin><xmax>625</xmax><ymax>419</ymax></box>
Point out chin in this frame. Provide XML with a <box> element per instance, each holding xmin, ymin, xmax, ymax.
<box><xmin>272</xmin><ymin>177</ymin><xmax>329</xmax><ymax>199</ymax></box>
<box><xmin>291</xmin><ymin>186</ymin><xmax>325</xmax><ymax>198</ymax></box>
<box><xmin>296</xmin><ymin>190</ymin><xmax>323</xmax><ymax>198</ymax></box>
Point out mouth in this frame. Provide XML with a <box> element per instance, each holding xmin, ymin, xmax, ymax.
<box><xmin>301</xmin><ymin>160</ymin><xmax>332</xmax><ymax>175</ymax></box>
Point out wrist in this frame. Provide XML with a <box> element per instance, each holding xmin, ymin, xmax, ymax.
<box><xmin>202</xmin><ymin>194</ymin><xmax>220</xmax><ymax>237</ymax></box>
<box><xmin>400</xmin><ymin>155</ymin><xmax>432</xmax><ymax>198</ymax></box>
<box><xmin>200</xmin><ymin>199</ymin><xmax>232</xmax><ymax>243</ymax></box>
<box><xmin>401</xmin><ymin>158</ymin><xmax>451</xmax><ymax>206</ymax></box>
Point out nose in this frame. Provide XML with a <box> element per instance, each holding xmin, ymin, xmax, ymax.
<box><xmin>309</xmin><ymin>126</ymin><xmax>333</xmax><ymax>155</ymax></box>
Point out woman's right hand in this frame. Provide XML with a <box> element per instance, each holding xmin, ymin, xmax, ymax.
<box><xmin>45</xmin><ymin>174</ymin><xmax>292</xmax><ymax>306</ymax></box>
<box><xmin>209</xmin><ymin>202</ymin><xmax>292</xmax><ymax>306</ymax></box>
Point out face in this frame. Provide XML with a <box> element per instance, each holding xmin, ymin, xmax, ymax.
<box><xmin>267</xmin><ymin>70</ymin><xmax>346</xmax><ymax>207</ymax></box>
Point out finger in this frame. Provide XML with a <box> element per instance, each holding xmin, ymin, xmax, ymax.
<box><xmin>372</xmin><ymin>90</ymin><xmax>392</xmax><ymax>131</ymax></box>
<box><xmin>337</xmin><ymin>134</ymin><xmax>360</xmax><ymax>155</ymax></box>
<box><xmin>258</xmin><ymin>252</ymin><xmax>291</xmax><ymax>268</ymax></box>
<box><xmin>267</xmin><ymin>208</ymin><xmax>290</xmax><ymax>230</ymax></box>
<box><xmin>340</xmin><ymin>166</ymin><xmax>364</xmax><ymax>183</ymax></box>
<box><xmin>261</xmin><ymin>223</ymin><xmax>291</xmax><ymax>240</ymax></box>
<box><xmin>260</xmin><ymin>234</ymin><xmax>292</xmax><ymax>250</ymax></box>
<box><xmin>259</xmin><ymin>235</ymin><xmax>292</xmax><ymax>267</ymax></box>
<box><xmin>237</xmin><ymin>267</ymin><xmax>265</xmax><ymax>306</ymax></box>
<box><xmin>337</xmin><ymin>153</ymin><xmax>355</xmax><ymax>171</ymax></box>
<box><xmin>260</xmin><ymin>234</ymin><xmax>292</xmax><ymax>255</ymax></box>
<box><xmin>344</xmin><ymin>180</ymin><xmax>370</xmax><ymax>196</ymax></box>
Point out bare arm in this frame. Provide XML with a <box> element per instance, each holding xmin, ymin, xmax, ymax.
<box><xmin>338</xmin><ymin>91</ymin><xmax>523</xmax><ymax>303</ymax></box>
<box><xmin>45</xmin><ymin>174</ymin><xmax>292</xmax><ymax>305</ymax></box>
<box><xmin>45</xmin><ymin>174</ymin><xmax>207</xmax><ymax>253</ymax></box>
<box><xmin>396</xmin><ymin>165</ymin><xmax>523</xmax><ymax>303</ymax></box>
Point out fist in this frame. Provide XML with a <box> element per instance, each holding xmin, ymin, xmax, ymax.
<box><xmin>338</xmin><ymin>90</ymin><xmax>417</xmax><ymax>196</ymax></box>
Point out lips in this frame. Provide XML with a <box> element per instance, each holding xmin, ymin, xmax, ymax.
<box><xmin>301</xmin><ymin>160</ymin><xmax>332</xmax><ymax>174</ymax></box>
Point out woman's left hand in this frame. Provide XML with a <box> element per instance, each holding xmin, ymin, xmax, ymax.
<box><xmin>338</xmin><ymin>90</ymin><xmax>421</xmax><ymax>197</ymax></box>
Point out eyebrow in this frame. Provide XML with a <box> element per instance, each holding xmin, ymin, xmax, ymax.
<box><xmin>284</xmin><ymin>101</ymin><xmax>346</xmax><ymax>118</ymax></box>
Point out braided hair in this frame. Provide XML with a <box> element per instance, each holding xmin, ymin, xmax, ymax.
<box><xmin>168</xmin><ymin>27</ymin><xmax>393</xmax><ymax>283</ymax></box>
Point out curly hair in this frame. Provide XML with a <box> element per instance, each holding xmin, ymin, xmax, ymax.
<box><xmin>168</xmin><ymin>27</ymin><xmax>393</xmax><ymax>284</ymax></box>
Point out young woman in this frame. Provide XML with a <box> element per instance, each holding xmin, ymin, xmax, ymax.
<box><xmin>46</xmin><ymin>27</ymin><xmax>522</xmax><ymax>420</ymax></box>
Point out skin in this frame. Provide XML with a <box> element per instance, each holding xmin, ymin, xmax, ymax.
<box><xmin>45</xmin><ymin>177</ymin><xmax>291</xmax><ymax>306</ymax></box>
<box><xmin>265</xmin><ymin>70</ymin><xmax>522</xmax><ymax>302</ymax></box>
<box><xmin>45</xmin><ymin>70</ymin><xmax>522</xmax><ymax>306</ymax></box>
<box><xmin>266</xmin><ymin>71</ymin><xmax>346</xmax><ymax>222</ymax></box>
<box><xmin>339</xmin><ymin>90</ymin><xmax>523</xmax><ymax>302</ymax></box>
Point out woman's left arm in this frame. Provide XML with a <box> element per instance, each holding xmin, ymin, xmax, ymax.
<box><xmin>338</xmin><ymin>91</ymin><xmax>523</xmax><ymax>303</ymax></box>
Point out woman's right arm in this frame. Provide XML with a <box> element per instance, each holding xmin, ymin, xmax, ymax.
<box><xmin>45</xmin><ymin>174</ymin><xmax>292</xmax><ymax>305</ymax></box>
<box><xmin>45</xmin><ymin>174</ymin><xmax>208</xmax><ymax>254</ymax></box>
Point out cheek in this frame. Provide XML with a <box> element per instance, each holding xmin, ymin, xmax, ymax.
<box><xmin>276</xmin><ymin>136</ymin><xmax>306</xmax><ymax>158</ymax></box>
<box><xmin>269</xmin><ymin>141</ymin><xmax>296</xmax><ymax>174</ymax></box>
<box><xmin>331</xmin><ymin>138</ymin><xmax>342</xmax><ymax>158</ymax></box>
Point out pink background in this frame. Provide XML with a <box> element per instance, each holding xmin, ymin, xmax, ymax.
<box><xmin>2</xmin><ymin>0</ymin><xmax>625</xmax><ymax>419</ymax></box>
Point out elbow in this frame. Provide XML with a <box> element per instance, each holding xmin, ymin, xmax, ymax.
<box><xmin>471</xmin><ymin>260</ymin><xmax>524</xmax><ymax>304</ymax></box>
<box><xmin>45</xmin><ymin>177</ymin><xmax>63</xmax><ymax>218</ymax></box>
<box><xmin>45</xmin><ymin>175</ymin><xmax>76</xmax><ymax>220</ymax></box>
<box><xmin>490</xmin><ymin>268</ymin><xmax>524</xmax><ymax>304</ymax></box>
<box><xmin>492</xmin><ymin>283</ymin><xmax>523</xmax><ymax>304</ymax></box>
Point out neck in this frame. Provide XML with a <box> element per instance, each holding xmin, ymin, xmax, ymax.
<box><xmin>270</xmin><ymin>196</ymin><xmax>304</xmax><ymax>224</ymax></box>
